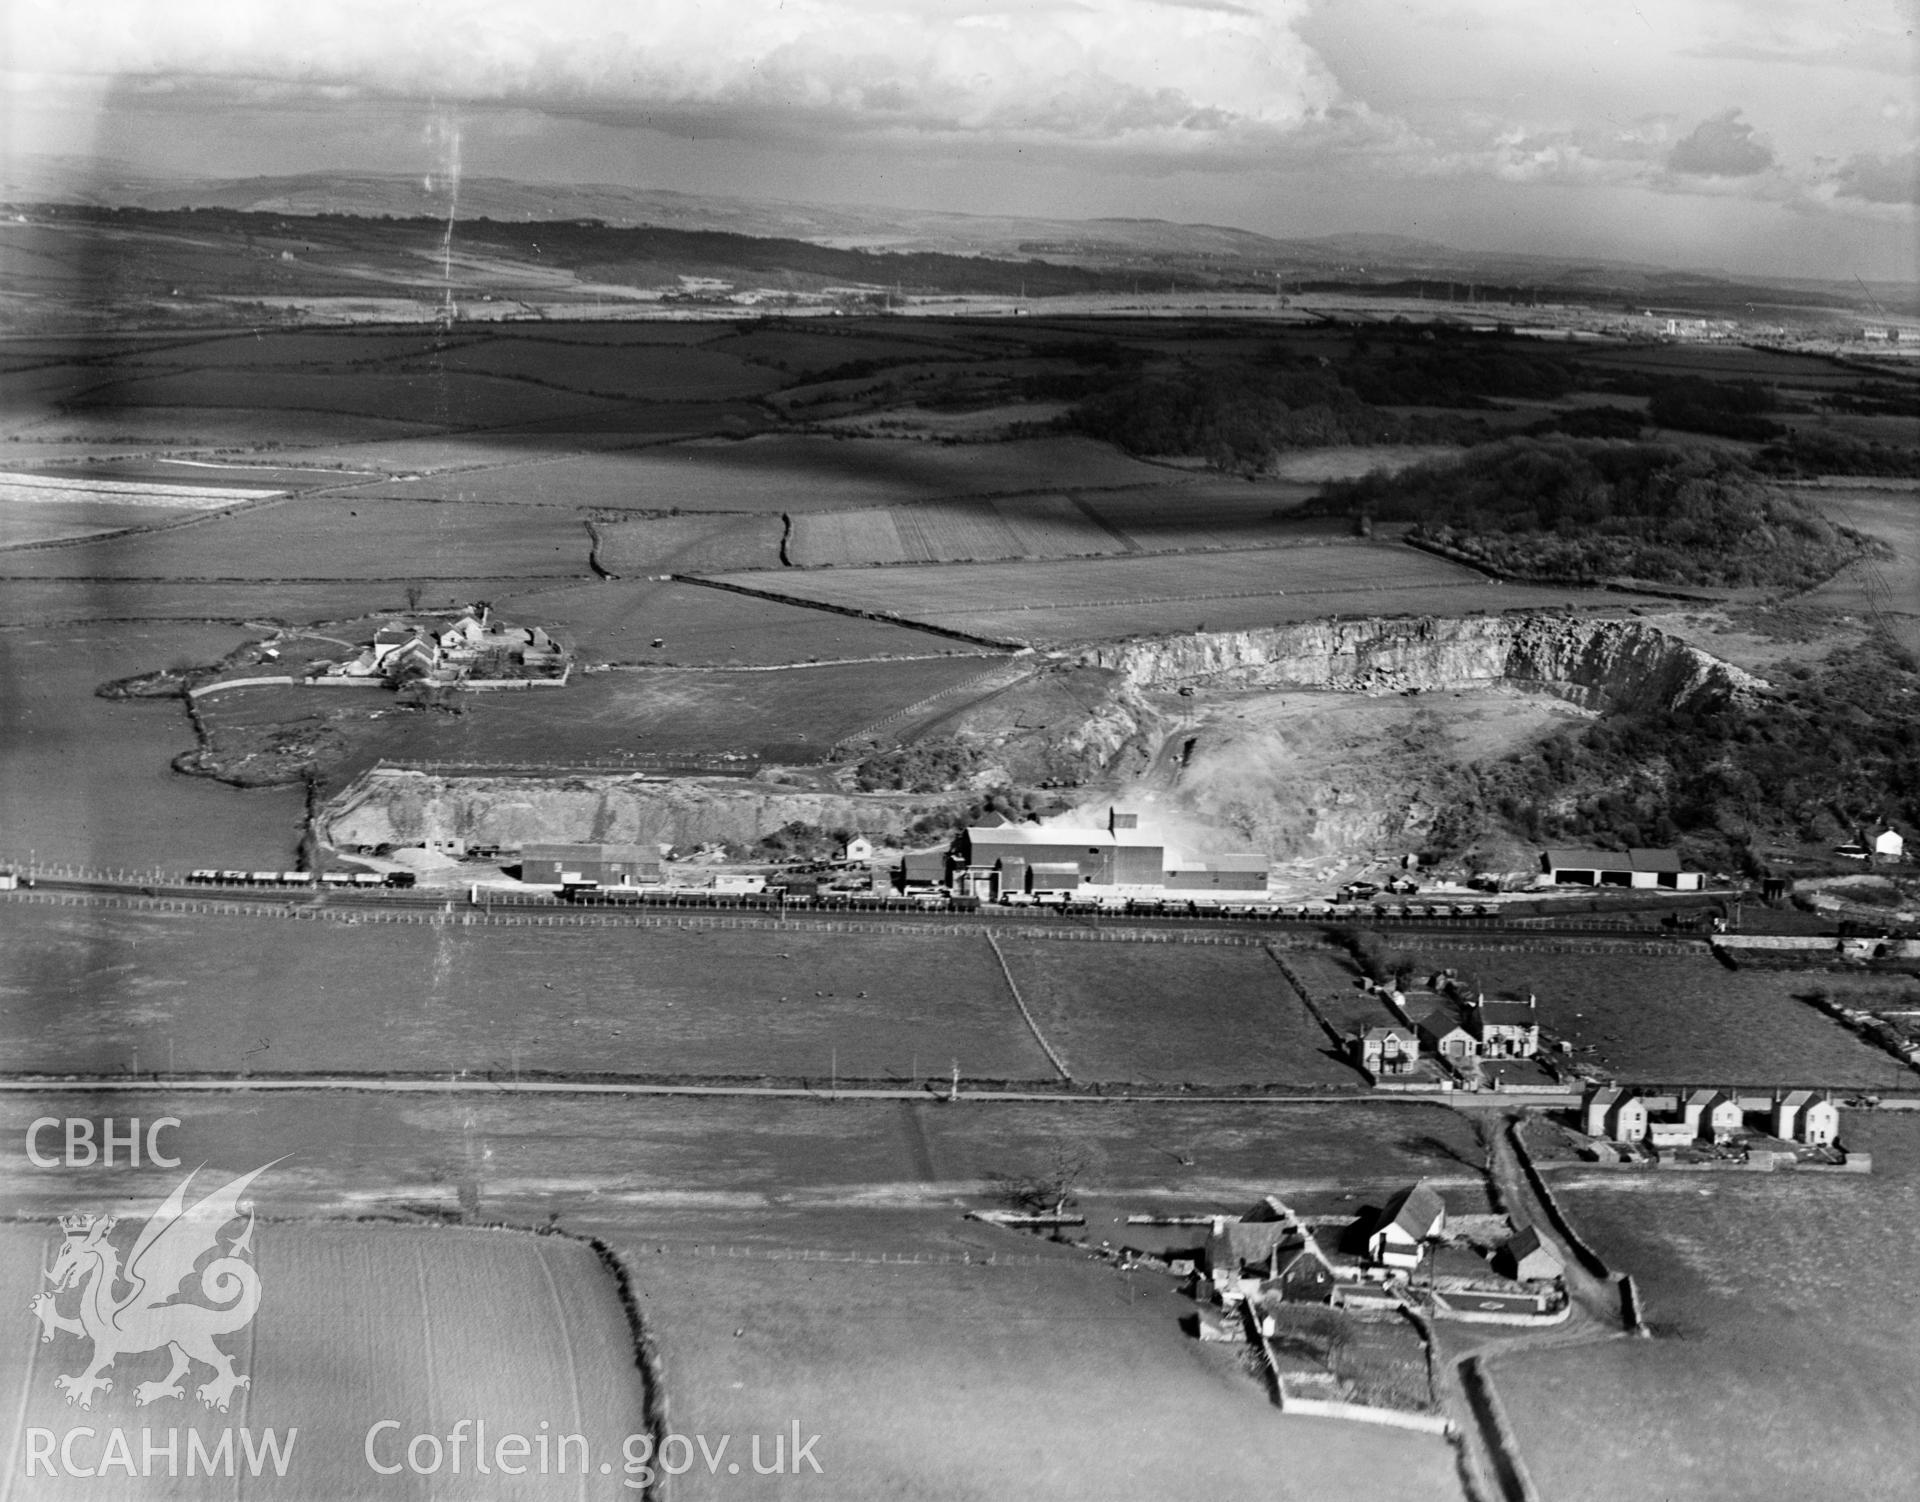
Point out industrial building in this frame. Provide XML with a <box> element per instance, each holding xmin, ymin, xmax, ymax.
<box><xmin>950</xmin><ymin>809</ymin><xmax>1268</xmax><ymax>900</ymax></box>
<box><xmin>519</xmin><ymin>843</ymin><xmax>663</xmax><ymax>887</ymax></box>
<box><xmin>1541</xmin><ymin>848</ymin><xmax>1702</xmax><ymax>890</ymax></box>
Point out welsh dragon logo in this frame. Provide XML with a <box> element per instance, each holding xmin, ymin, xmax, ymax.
<box><xmin>28</xmin><ymin>1163</ymin><xmax>274</xmax><ymax>1412</ymax></box>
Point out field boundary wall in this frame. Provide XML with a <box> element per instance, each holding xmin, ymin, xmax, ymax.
<box><xmin>1456</xmin><ymin>1356</ymin><xmax>1543</xmax><ymax>1502</ymax></box>
<box><xmin>1505</xmin><ymin>1119</ymin><xmax>1615</xmax><ymax>1285</ymax></box>
<box><xmin>674</xmin><ymin>573</ymin><xmax>1022</xmax><ymax>650</ymax></box>
<box><xmin>984</xmin><ymin>931</ymin><xmax>1074</xmax><ymax>1082</ymax></box>
<box><xmin>1278</xmin><ymin>1395</ymin><xmax>1455</xmax><ymax>1436</ymax></box>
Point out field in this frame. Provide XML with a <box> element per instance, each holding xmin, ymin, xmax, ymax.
<box><xmin>68</xmin><ymin>367</ymin><xmax>628</xmax><ymax>428</ymax></box>
<box><xmin>0</xmin><ymin>1087</ymin><xmax>1489</xmax><ymax>1220</ymax></box>
<box><xmin>437</xmin><ymin>335</ymin><xmax>786</xmax><ymax>400</ymax></box>
<box><xmin>0</xmin><ymin>579</ymin><xmax>430</xmax><ymax>627</ymax></box>
<box><xmin>1796</xmin><ymin>484</ymin><xmax>1920</xmax><ymax>623</ymax></box>
<box><xmin>1437</xmin><ymin>950</ymin><xmax>1914</xmax><ymax>1088</ymax></box>
<box><xmin>386</xmin><ymin>434</ymin><xmax>1179</xmax><ymax>513</ymax></box>
<box><xmin>592</xmin><ymin>513</ymin><xmax>786</xmax><ymax>574</ymax></box>
<box><xmin>0</xmin><ymin>1220</ymin><xmax>649</xmax><ymax>1501</ymax></box>
<box><xmin>1494</xmin><ymin>1112</ymin><xmax>1920</xmax><ymax>1501</ymax></box>
<box><xmin>627</xmin><ymin>1243</ymin><xmax>1457</xmax><ymax>1501</ymax></box>
<box><xmin>0</xmin><ymin>496</ymin><xmax>595</xmax><ymax>580</ymax></box>
<box><xmin>993</xmin><ymin>939</ymin><xmax>1360</xmax><ymax>1087</ymax></box>
<box><xmin>706</xmin><ymin>542</ymin><xmax>1620</xmax><ymax>644</ymax></box>
<box><xmin>502</xmin><ymin>579</ymin><xmax>979</xmax><ymax>662</ymax></box>
<box><xmin>0</xmin><ymin>905</ymin><xmax>1061</xmax><ymax>1081</ymax></box>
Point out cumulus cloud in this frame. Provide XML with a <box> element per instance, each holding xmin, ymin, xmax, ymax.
<box><xmin>1667</xmin><ymin>109</ymin><xmax>1775</xmax><ymax>177</ymax></box>
<box><xmin>7</xmin><ymin>0</ymin><xmax>1342</xmax><ymax>148</ymax></box>
<box><xmin>1835</xmin><ymin>149</ymin><xmax>1920</xmax><ymax>206</ymax></box>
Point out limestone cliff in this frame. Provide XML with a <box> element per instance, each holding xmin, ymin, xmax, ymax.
<box><xmin>1081</xmin><ymin>615</ymin><xmax>1766</xmax><ymax>713</ymax></box>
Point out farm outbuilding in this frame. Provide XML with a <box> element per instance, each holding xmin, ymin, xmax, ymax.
<box><xmin>1368</xmin><ymin>1182</ymin><xmax>1446</xmax><ymax>1270</ymax></box>
<box><xmin>1494</xmin><ymin>1226</ymin><xmax>1564</xmax><ymax>1283</ymax></box>
<box><xmin>1872</xmin><ymin>827</ymin><xmax>1906</xmax><ymax>863</ymax></box>
<box><xmin>1542</xmin><ymin>848</ymin><xmax>1702</xmax><ymax>890</ymax></box>
<box><xmin>520</xmin><ymin>844</ymin><xmax>663</xmax><ymax>886</ymax></box>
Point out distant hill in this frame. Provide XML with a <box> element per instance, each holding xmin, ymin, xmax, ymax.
<box><xmin>4</xmin><ymin>157</ymin><xmax>1908</xmax><ymax>314</ymax></box>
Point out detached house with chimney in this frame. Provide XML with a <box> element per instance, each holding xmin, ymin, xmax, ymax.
<box><xmin>1367</xmin><ymin>1182</ymin><xmax>1447</xmax><ymax>1271</ymax></box>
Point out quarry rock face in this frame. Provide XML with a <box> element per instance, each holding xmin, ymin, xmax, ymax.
<box><xmin>321</xmin><ymin>769</ymin><xmax>955</xmax><ymax>852</ymax></box>
<box><xmin>1082</xmin><ymin>615</ymin><xmax>1765</xmax><ymax>712</ymax></box>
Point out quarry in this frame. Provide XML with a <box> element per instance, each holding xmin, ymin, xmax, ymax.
<box><xmin>316</xmin><ymin>609</ymin><xmax>1767</xmax><ymax>882</ymax></box>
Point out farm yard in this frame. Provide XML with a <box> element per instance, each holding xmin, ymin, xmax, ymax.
<box><xmin>1496</xmin><ymin>1111</ymin><xmax>1920</xmax><ymax>1502</ymax></box>
<box><xmin>0</xmin><ymin>1219</ymin><xmax>650</xmax><ymax>1501</ymax></box>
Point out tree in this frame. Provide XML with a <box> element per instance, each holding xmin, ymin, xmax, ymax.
<box><xmin>991</xmin><ymin>1146</ymin><xmax>1093</xmax><ymax>1218</ymax></box>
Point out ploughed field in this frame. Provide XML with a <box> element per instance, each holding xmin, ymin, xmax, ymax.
<box><xmin>0</xmin><ymin>1219</ymin><xmax>649</xmax><ymax>1500</ymax></box>
<box><xmin>1496</xmin><ymin>1111</ymin><xmax>1920</xmax><ymax>1502</ymax></box>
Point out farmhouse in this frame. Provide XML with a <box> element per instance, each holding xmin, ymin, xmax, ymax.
<box><xmin>952</xmin><ymin>808</ymin><xmax>1268</xmax><ymax>899</ymax></box>
<box><xmin>1353</xmin><ymin>1025</ymin><xmax>1420</xmax><ymax>1078</ymax></box>
<box><xmin>1541</xmin><ymin>847</ymin><xmax>1702</xmax><ymax>890</ymax></box>
<box><xmin>1204</xmin><ymin>1198</ymin><xmax>1339</xmax><ymax>1307</ymax></box>
<box><xmin>520</xmin><ymin>844</ymin><xmax>663</xmax><ymax>887</ymax></box>
<box><xmin>1413</xmin><ymin>990</ymin><xmax>1539</xmax><ymax>1060</ymax></box>
<box><xmin>1367</xmin><ymin>1182</ymin><xmax>1446</xmax><ymax>1271</ymax></box>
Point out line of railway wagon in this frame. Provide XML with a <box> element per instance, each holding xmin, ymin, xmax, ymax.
<box><xmin>186</xmin><ymin>868</ymin><xmax>416</xmax><ymax>889</ymax></box>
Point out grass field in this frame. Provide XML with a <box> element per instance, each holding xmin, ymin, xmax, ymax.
<box><xmin>592</xmin><ymin>512</ymin><xmax>785</xmax><ymax>574</ymax></box>
<box><xmin>0</xmin><ymin>1220</ymin><xmax>648</xmax><ymax>1500</ymax></box>
<box><xmin>195</xmin><ymin>650</ymin><xmax>1000</xmax><ymax>768</ymax></box>
<box><xmin>410</xmin><ymin>434</ymin><xmax>1178</xmax><ymax>513</ymax></box>
<box><xmin>628</xmin><ymin>1244</ymin><xmax>1458</xmax><ymax>1501</ymax></box>
<box><xmin>0</xmin><ymin>906</ymin><xmax>1380</xmax><ymax>1087</ymax></box>
<box><xmin>437</xmin><ymin>337</ymin><xmax>787</xmax><ymax>400</ymax></box>
<box><xmin>1796</xmin><ymin>485</ymin><xmax>1920</xmax><ymax>622</ymax></box>
<box><xmin>71</xmin><ymin>368</ymin><xmax>627</xmax><ymax>429</ymax></box>
<box><xmin>0</xmin><ymin>579</ymin><xmax>448</xmax><ymax>627</ymax></box>
<box><xmin>787</xmin><ymin>495</ymin><xmax>1130</xmax><ymax>567</ymax></box>
<box><xmin>1434</xmin><ymin>950</ymin><xmax>1914</xmax><ymax>1088</ymax></box>
<box><xmin>1495</xmin><ymin>1111</ymin><xmax>1920</xmax><ymax>1501</ymax></box>
<box><xmin>0</xmin><ymin>497</ymin><xmax>594</xmax><ymax>580</ymax></box>
<box><xmin>994</xmin><ymin>939</ymin><xmax>1361</xmax><ymax>1087</ymax></box>
<box><xmin>502</xmin><ymin>579</ymin><xmax>972</xmax><ymax>662</ymax></box>
<box><xmin>704</xmin><ymin>541</ymin><xmax>1607</xmax><ymax>644</ymax></box>
<box><xmin>0</xmin><ymin>1088</ymin><xmax>1490</xmax><ymax>1224</ymax></box>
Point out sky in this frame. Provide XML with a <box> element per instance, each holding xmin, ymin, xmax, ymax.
<box><xmin>3</xmin><ymin>0</ymin><xmax>1915</xmax><ymax>280</ymax></box>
